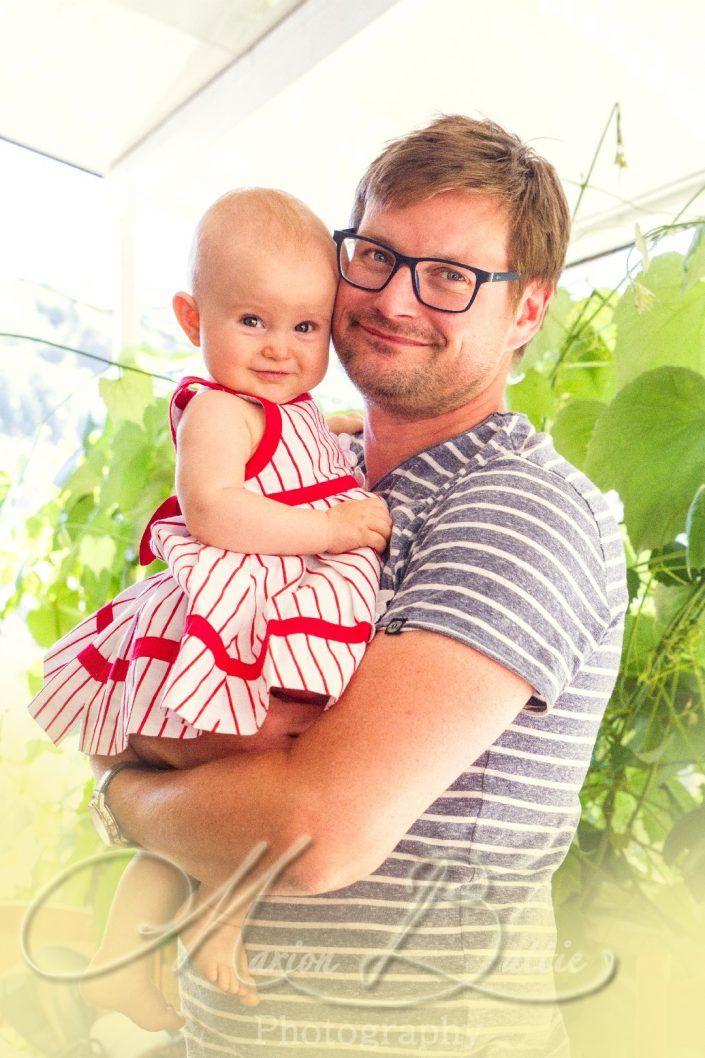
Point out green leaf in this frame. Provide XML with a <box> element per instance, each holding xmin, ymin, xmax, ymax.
<box><xmin>59</xmin><ymin>458</ymin><xmax>102</xmax><ymax>499</ymax></box>
<box><xmin>662</xmin><ymin>803</ymin><xmax>705</xmax><ymax>866</ymax></box>
<box><xmin>648</xmin><ymin>541</ymin><xmax>694</xmax><ymax>586</ymax></box>
<box><xmin>613</xmin><ymin>253</ymin><xmax>705</xmax><ymax>391</ymax></box>
<box><xmin>551</xmin><ymin>399</ymin><xmax>606</xmax><ymax>471</ymax></box>
<box><xmin>653</xmin><ymin>580</ymin><xmax>700</xmax><ymax>632</ymax></box>
<box><xmin>143</xmin><ymin>396</ymin><xmax>171</xmax><ymax>441</ymax></box>
<box><xmin>610</xmin><ymin>790</ymin><xmax>637</xmax><ymax>834</ymax></box>
<box><xmin>585</xmin><ymin>366</ymin><xmax>705</xmax><ymax>551</ymax></box>
<box><xmin>99</xmin><ymin>373</ymin><xmax>154</xmax><ymax>426</ymax></box>
<box><xmin>683</xmin><ymin>225</ymin><xmax>705</xmax><ymax>292</ymax></box>
<box><xmin>551</xmin><ymin>851</ymin><xmax>583</xmax><ymax>907</ymax></box>
<box><xmin>27</xmin><ymin>604</ymin><xmax>63</xmax><ymax>648</ymax></box>
<box><xmin>63</xmin><ymin>493</ymin><xmax>96</xmax><ymax>542</ymax></box>
<box><xmin>101</xmin><ymin>422</ymin><xmax>153</xmax><ymax>509</ymax></box>
<box><xmin>78</xmin><ymin>533</ymin><xmax>117</xmax><ymax>575</ymax></box>
<box><xmin>27</xmin><ymin>668</ymin><xmax>42</xmax><ymax>695</ymax></box>
<box><xmin>626</xmin><ymin>566</ymin><xmax>641</xmax><ymax>603</ymax></box>
<box><xmin>685</xmin><ymin>483</ymin><xmax>705</xmax><ymax>573</ymax></box>
<box><xmin>555</xmin><ymin>344</ymin><xmax>615</xmax><ymax>405</ymax></box>
<box><xmin>505</xmin><ymin>367</ymin><xmax>556</xmax><ymax>428</ymax></box>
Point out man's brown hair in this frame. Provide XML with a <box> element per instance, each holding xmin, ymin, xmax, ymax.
<box><xmin>351</xmin><ymin>114</ymin><xmax>570</xmax><ymax>300</ymax></box>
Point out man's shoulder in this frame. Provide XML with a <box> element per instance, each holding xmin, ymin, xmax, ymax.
<box><xmin>410</xmin><ymin>414</ymin><xmax>627</xmax><ymax>624</ymax></box>
<box><xmin>441</xmin><ymin>413</ymin><xmax>621</xmax><ymax>551</ymax></box>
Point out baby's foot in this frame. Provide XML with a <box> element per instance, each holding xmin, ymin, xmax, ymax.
<box><xmin>80</xmin><ymin>948</ymin><xmax>185</xmax><ymax>1031</ymax></box>
<box><xmin>182</xmin><ymin>917</ymin><xmax>259</xmax><ymax>1005</ymax></box>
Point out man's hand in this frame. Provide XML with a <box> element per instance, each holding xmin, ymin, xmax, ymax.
<box><xmin>325</xmin><ymin>410</ymin><xmax>364</xmax><ymax>436</ymax></box>
<box><xmin>325</xmin><ymin>495</ymin><xmax>392</xmax><ymax>554</ymax></box>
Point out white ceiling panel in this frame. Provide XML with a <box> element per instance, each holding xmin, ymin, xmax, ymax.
<box><xmin>0</xmin><ymin>0</ymin><xmax>305</xmax><ymax>172</ymax></box>
<box><xmin>1</xmin><ymin>0</ymin><xmax>703</xmax><ymax>278</ymax></box>
<box><xmin>110</xmin><ymin>0</ymin><xmax>705</xmax><ymax>275</ymax></box>
<box><xmin>115</xmin><ymin>0</ymin><xmax>305</xmax><ymax>52</ymax></box>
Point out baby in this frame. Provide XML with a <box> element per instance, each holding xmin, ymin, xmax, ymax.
<box><xmin>28</xmin><ymin>188</ymin><xmax>392</xmax><ymax>1030</ymax></box>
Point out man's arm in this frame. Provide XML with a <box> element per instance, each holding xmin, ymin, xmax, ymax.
<box><xmin>99</xmin><ymin>630</ymin><xmax>532</xmax><ymax>895</ymax></box>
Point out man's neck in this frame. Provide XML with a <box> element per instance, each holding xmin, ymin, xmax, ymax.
<box><xmin>363</xmin><ymin>389</ymin><xmax>506</xmax><ymax>488</ymax></box>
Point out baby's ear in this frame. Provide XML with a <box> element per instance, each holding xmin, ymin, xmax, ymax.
<box><xmin>173</xmin><ymin>292</ymin><xmax>201</xmax><ymax>346</ymax></box>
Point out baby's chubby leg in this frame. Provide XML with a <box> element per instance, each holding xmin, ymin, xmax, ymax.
<box><xmin>80</xmin><ymin>852</ymin><xmax>189</xmax><ymax>1030</ymax></box>
<box><xmin>101</xmin><ymin>696</ymin><xmax>325</xmax><ymax>1014</ymax></box>
<box><xmin>179</xmin><ymin>883</ymin><xmax>260</xmax><ymax>1004</ymax></box>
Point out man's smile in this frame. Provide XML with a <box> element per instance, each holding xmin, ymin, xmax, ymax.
<box><xmin>346</xmin><ymin>310</ymin><xmax>443</xmax><ymax>351</ymax></box>
<box><xmin>358</xmin><ymin>322</ymin><xmax>429</xmax><ymax>347</ymax></box>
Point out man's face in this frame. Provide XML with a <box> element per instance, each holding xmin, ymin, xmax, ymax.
<box><xmin>332</xmin><ymin>190</ymin><xmax>537</xmax><ymax>419</ymax></box>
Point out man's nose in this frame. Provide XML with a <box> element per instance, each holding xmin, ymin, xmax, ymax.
<box><xmin>370</xmin><ymin>264</ymin><xmax>419</xmax><ymax>317</ymax></box>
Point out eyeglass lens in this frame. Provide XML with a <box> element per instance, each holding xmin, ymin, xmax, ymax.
<box><xmin>339</xmin><ymin>236</ymin><xmax>477</xmax><ymax>311</ymax></box>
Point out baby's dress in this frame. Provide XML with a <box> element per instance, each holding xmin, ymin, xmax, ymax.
<box><xmin>28</xmin><ymin>377</ymin><xmax>381</xmax><ymax>755</ymax></box>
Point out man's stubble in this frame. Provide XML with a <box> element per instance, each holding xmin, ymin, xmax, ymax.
<box><xmin>334</xmin><ymin>312</ymin><xmax>488</xmax><ymax>421</ymax></box>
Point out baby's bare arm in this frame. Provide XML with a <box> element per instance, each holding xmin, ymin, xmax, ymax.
<box><xmin>176</xmin><ymin>390</ymin><xmax>390</xmax><ymax>556</ymax></box>
<box><xmin>176</xmin><ymin>390</ymin><xmax>328</xmax><ymax>554</ymax></box>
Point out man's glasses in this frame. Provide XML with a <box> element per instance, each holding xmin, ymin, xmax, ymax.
<box><xmin>333</xmin><ymin>228</ymin><xmax>521</xmax><ymax>314</ymax></box>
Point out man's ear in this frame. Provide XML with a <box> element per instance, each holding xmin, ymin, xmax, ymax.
<box><xmin>173</xmin><ymin>292</ymin><xmax>201</xmax><ymax>346</ymax></box>
<box><xmin>510</xmin><ymin>281</ymin><xmax>554</xmax><ymax>352</ymax></box>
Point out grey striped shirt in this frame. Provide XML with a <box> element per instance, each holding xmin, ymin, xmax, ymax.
<box><xmin>179</xmin><ymin>410</ymin><xmax>627</xmax><ymax>1057</ymax></box>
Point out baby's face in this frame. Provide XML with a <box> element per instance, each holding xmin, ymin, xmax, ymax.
<box><xmin>195</xmin><ymin>239</ymin><xmax>337</xmax><ymax>403</ymax></box>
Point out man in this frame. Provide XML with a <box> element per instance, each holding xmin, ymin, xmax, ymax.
<box><xmin>93</xmin><ymin>115</ymin><xmax>627</xmax><ymax>1055</ymax></box>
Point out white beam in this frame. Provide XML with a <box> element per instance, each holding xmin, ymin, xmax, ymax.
<box><xmin>108</xmin><ymin>0</ymin><xmax>401</xmax><ymax>205</ymax></box>
<box><xmin>115</xmin><ymin>207</ymin><xmax>140</xmax><ymax>356</ymax></box>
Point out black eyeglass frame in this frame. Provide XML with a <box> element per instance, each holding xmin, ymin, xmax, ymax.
<box><xmin>332</xmin><ymin>228</ymin><xmax>521</xmax><ymax>314</ymax></box>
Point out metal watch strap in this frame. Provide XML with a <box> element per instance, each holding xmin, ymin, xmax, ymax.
<box><xmin>92</xmin><ymin>761</ymin><xmax>148</xmax><ymax>846</ymax></box>
<box><xmin>95</xmin><ymin>759</ymin><xmax>146</xmax><ymax>798</ymax></box>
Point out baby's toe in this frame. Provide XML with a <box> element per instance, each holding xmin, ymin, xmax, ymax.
<box><xmin>215</xmin><ymin>964</ymin><xmax>232</xmax><ymax>993</ymax></box>
<box><xmin>239</xmin><ymin>987</ymin><xmax>260</xmax><ymax>1007</ymax></box>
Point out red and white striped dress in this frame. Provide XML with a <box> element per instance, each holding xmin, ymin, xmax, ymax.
<box><xmin>28</xmin><ymin>377</ymin><xmax>381</xmax><ymax>756</ymax></box>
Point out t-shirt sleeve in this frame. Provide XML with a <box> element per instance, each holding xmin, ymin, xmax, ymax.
<box><xmin>377</xmin><ymin>464</ymin><xmax>613</xmax><ymax>712</ymax></box>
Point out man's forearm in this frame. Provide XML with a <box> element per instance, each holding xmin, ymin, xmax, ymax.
<box><xmin>104</xmin><ymin>747</ymin><xmax>318</xmax><ymax>895</ymax></box>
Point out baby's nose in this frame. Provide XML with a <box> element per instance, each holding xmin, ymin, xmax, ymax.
<box><xmin>261</xmin><ymin>335</ymin><xmax>290</xmax><ymax>360</ymax></box>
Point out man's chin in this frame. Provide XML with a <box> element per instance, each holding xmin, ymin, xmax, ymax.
<box><xmin>342</xmin><ymin>365</ymin><xmax>432</xmax><ymax>415</ymax></box>
<box><xmin>336</xmin><ymin>351</ymin><xmax>401</xmax><ymax>397</ymax></box>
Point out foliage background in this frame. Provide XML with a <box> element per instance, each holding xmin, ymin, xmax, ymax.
<box><xmin>1</xmin><ymin>221</ymin><xmax>704</xmax><ymax>1055</ymax></box>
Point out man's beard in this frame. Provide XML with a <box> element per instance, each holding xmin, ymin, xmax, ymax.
<box><xmin>334</xmin><ymin>309</ymin><xmax>478</xmax><ymax>419</ymax></box>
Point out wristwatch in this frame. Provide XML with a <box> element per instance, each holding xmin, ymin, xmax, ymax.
<box><xmin>88</xmin><ymin>761</ymin><xmax>146</xmax><ymax>847</ymax></box>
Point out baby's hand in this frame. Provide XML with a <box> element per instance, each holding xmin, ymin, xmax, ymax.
<box><xmin>326</xmin><ymin>410</ymin><xmax>364</xmax><ymax>435</ymax></box>
<box><xmin>325</xmin><ymin>496</ymin><xmax>392</xmax><ymax>554</ymax></box>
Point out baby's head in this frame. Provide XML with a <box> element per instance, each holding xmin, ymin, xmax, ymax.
<box><xmin>173</xmin><ymin>188</ymin><xmax>338</xmax><ymax>402</ymax></box>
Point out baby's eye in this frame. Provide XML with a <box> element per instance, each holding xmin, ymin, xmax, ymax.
<box><xmin>241</xmin><ymin>315</ymin><xmax>264</xmax><ymax>328</ymax></box>
<box><xmin>294</xmin><ymin>321</ymin><xmax>317</xmax><ymax>333</ymax></box>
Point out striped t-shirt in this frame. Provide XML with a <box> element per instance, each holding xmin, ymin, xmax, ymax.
<box><xmin>179</xmin><ymin>410</ymin><xmax>627</xmax><ymax>1057</ymax></box>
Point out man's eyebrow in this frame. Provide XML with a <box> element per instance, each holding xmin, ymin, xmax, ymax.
<box><xmin>358</xmin><ymin>231</ymin><xmax>473</xmax><ymax>263</ymax></box>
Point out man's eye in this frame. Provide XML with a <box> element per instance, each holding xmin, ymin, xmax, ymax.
<box><xmin>241</xmin><ymin>315</ymin><xmax>263</xmax><ymax>328</ymax></box>
<box><xmin>359</xmin><ymin>247</ymin><xmax>393</xmax><ymax>267</ymax></box>
<box><xmin>295</xmin><ymin>321</ymin><xmax>316</xmax><ymax>333</ymax></box>
<box><xmin>439</xmin><ymin>268</ymin><xmax>469</xmax><ymax>284</ymax></box>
